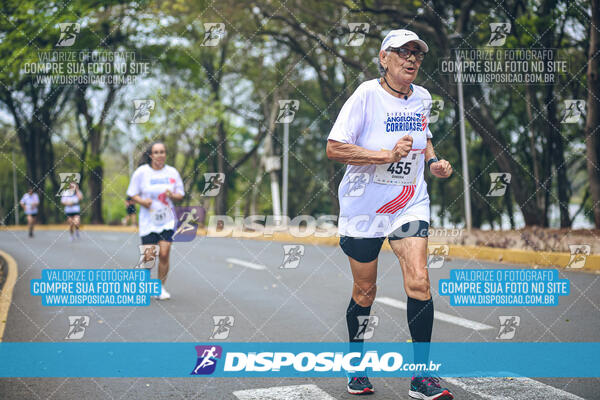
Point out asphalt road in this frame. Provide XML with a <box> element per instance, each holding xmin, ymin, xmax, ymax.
<box><xmin>0</xmin><ymin>229</ymin><xmax>598</xmax><ymax>400</ymax></box>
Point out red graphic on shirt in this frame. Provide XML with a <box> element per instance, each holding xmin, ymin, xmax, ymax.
<box><xmin>376</xmin><ymin>185</ymin><xmax>416</xmax><ymax>214</ymax></box>
<box><xmin>169</xmin><ymin>178</ymin><xmax>176</xmax><ymax>184</ymax></box>
<box><xmin>158</xmin><ymin>192</ymin><xmax>169</xmax><ymax>205</ymax></box>
<box><xmin>421</xmin><ymin>114</ymin><xmax>428</xmax><ymax>131</ymax></box>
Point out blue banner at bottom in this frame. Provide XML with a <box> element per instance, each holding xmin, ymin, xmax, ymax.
<box><xmin>0</xmin><ymin>342</ymin><xmax>598</xmax><ymax>377</ymax></box>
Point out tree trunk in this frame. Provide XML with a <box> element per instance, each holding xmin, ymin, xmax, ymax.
<box><xmin>215</xmin><ymin>120</ymin><xmax>229</xmax><ymax>215</ymax></box>
<box><xmin>586</xmin><ymin>0</ymin><xmax>600</xmax><ymax>227</ymax></box>
<box><xmin>464</xmin><ymin>105</ymin><xmax>545</xmax><ymax>226</ymax></box>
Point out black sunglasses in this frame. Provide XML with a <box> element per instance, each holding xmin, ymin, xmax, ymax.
<box><xmin>388</xmin><ymin>47</ymin><xmax>426</xmax><ymax>61</ymax></box>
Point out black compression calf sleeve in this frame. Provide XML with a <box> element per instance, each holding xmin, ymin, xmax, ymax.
<box><xmin>407</xmin><ymin>296</ymin><xmax>434</xmax><ymax>366</ymax></box>
<box><xmin>346</xmin><ymin>297</ymin><xmax>372</xmax><ymax>343</ymax></box>
<box><xmin>346</xmin><ymin>297</ymin><xmax>372</xmax><ymax>375</ymax></box>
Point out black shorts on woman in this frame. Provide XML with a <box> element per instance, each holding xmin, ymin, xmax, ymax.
<box><xmin>141</xmin><ymin>229</ymin><xmax>174</xmax><ymax>244</ymax></box>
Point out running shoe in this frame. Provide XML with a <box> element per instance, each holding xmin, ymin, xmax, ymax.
<box><xmin>409</xmin><ymin>376</ymin><xmax>453</xmax><ymax>400</ymax></box>
<box><xmin>347</xmin><ymin>376</ymin><xmax>374</xmax><ymax>395</ymax></box>
<box><xmin>157</xmin><ymin>287</ymin><xmax>171</xmax><ymax>300</ymax></box>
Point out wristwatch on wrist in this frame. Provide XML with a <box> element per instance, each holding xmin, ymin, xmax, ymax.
<box><xmin>427</xmin><ymin>157</ymin><xmax>439</xmax><ymax>168</ymax></box>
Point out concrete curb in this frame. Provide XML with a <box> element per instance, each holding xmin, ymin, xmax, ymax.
<box><xmin>446</xmin><ymin>245</ymin><xmax>599</xmax><ymax>272</ymax></box>
<box><xmin>0</xmin><ymin>250</ymin><xmax>18</xmax><ymax>342</ymax></box>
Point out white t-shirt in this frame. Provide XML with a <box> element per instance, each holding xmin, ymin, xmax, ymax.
<box><xmin>328</xmin><ymin>79</ymin><xmax>433</xmax><ymax>238</ymax></box>
<box><xmin>61</xmin><ymin>193</ymin><xmax>81</xmax><ymax>214</ymax></box>
<box><xmin>126</xmin><ymin>164</ymin><xmax>185</xmax><ymax>237</ymax></box>
<box><xmin>20</xmin><ymin>193</ymin><xmax>39</xmax><ymax>214</ymax></box>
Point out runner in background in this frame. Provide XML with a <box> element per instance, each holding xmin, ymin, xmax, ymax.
<box><xmin>61</xmin><ymin>182</ymin><xmax>83</xmax><ymax>241</ymax></box>
<box><xmin>127</xmin><ymin>142</ymin><xmax>184</xmax><ymax>300</ymax></box>
<box><xmin>20</xmin><ymin>187</ymin><xmax>39</xmax><ymax>238</ymax></box>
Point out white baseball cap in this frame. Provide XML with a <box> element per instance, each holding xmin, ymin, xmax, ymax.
<box><xmin>380</xmin><ymin>29</ymin><xmax>429</xmax><ymax>53</ymax></box>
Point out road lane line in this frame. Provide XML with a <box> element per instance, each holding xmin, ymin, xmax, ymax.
<box><xmin>233</xmin><ymin>384</ymin><xmax>337</xmax><ymax>400</ymax></box>
<box><xmin>445</xmin><ymin>377</ymin><xmax>586</xmax><ymax>400</ymax></box>
<box><xmin>375</xmin><ymin>296</ymin><xmax>493</xmax><ymax>331</ymax></box>
<box><xmin>226</xmin><ymin>258</ymin><xmax>267</xmax><ymax>271</ymax></box>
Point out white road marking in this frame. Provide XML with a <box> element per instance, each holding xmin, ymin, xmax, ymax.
<box><xmin>233</xmin><ymin>384</ymin><xmax>337</xmax><ymax>400</ymax></box>
<box><xmin>375</xmin><ymin>296</ymin><xmax>494</xmax><ymax>331</ymax></box>
<box><xmin>445</xmin><ymin>377</ymin><xmax>586</xmax><ymax>400</ymax></box>
<box><xmin>225</xmin><ymin>258</ymin><xmax>267</xmax><ymax>271</ymax></box>
<box><xmin>100</xmin><ymin>235</ymin><xmax>119</xmax><ymax>241</ymax></box>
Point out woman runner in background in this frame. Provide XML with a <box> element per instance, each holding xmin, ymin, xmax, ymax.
<box><xmin>127</xmin><ymin>142</ymin><xmax>184</xmax><ymax>300</ymax></box>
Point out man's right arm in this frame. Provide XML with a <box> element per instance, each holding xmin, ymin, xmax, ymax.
<box><xmin>326</xmin><ymin>136</ymin><xmax>413</xmax><ymax>166</ymax></box>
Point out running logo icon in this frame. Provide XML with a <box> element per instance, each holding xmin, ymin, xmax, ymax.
<box><xmin>65</xmin><ymin>316</ymin><xmax>89</xmax><ymax>340</ymax></box>
<box><xmin>354</xmin><ymin>316</ymin><xmax>379</xmax><ymax>340</ymax></box>
<box><xmin>130</xmin><ymin>99</ymin><xmax>155</xmax><ymax>123</ymax></box>
<box><xmin>201</xmin><ymin>23</ymin><xmax>226</xmax><ymax>46</ymax></box>
<box><xmin>346</xmin><ymin>23</ymin><xmax>370</xmax><ymax>46</ymax></box>
<box><xmin>172</xmin><ymin>206</ymin><xmax>203</xmax><ymax>242</ymax></box>
<box><xmin>427</xmin><ymin>245</ymin><xmax>449</xmax><ymax>269</ymax></box>
<box><xmin>57</xmin><ymin>173</ymin><xmax>81</xmax><ymax>196</ymax></box>
<box><xmin>561</xmin><ymin>100</ymin><xmax>586</xmax><ymax>123</ymax></box>
<box><xmin>486</xmin><ymin>173</ymin><xmax>511</xmax><ymax>196</ymax></box>
<box><xmin>496</xmin><ymin>316</ymin><xmax>520</xmax><ymax>339</ymax></box>
<box><xmin>191</xmin><ymin>345</ymin><xmax>222</xmax><ymax>375</ymax></box>
<box><xmin>275</xmin><ymin>100</ymin><xmax>299</xmax><ymax>124</ymax></box>
<box><xmin>210</xmin><ymin>316</ymin><xmax>234</xmax><ymax>339</ymax></box>
<box><xmin>488</xmin><ymin>23</ymin><xmax>511</xmax><ymax>46</ymax></box>
<box><xmin>202</xmin><ymin>173</ymin><xmax>225</xmax><ymax>197</ymax></box>
<box><xmin>422</xmin><ymin>99</ymin><xmax>444</xmax><ymax>123</ymax></box>
<box><xmin>345</xmin><ymin>173</ymin><xmax>369</xmax><ymax>197</ymax></box>
<box><xmin>136</xmin><ymin>245</ymin><xmax>159</xmax><ymax>269</ymax></box>
<box><xmin>280</xmin><ymin>244</ymin><xmax>305</xmax><ymax>269</ymax></box>
<box><xmin>56</xmin><ymin>23</ymin><xmax>80</xmax><ymax>47</ymax></box>
<box><xmin>566</xmin><ymin>245</ymin><xmax>590</xmax><ymax>269</ymax></box>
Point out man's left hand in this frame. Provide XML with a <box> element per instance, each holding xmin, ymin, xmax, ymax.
<box><xmin>430</xmin><ymin>160</ymin><xmax>453</xmax><ymax>178</ymax></box>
